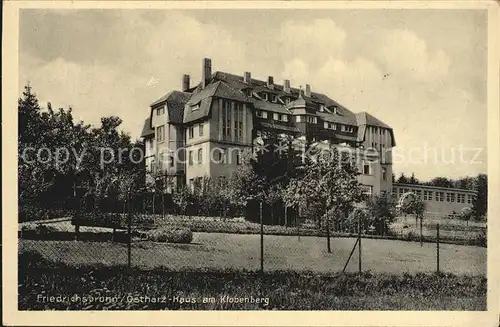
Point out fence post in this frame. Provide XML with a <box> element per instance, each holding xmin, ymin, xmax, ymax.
<box><xmin>127</xmin><ymin>194</ymin><xmax>132</xmax><ymax>272</ymax></box>
<box><xmin>326</xmin><ymin>207</ymin><xmax>331</xmax><ymax>253</ymax></box>
<box><xmin>260</xmin><ymin>201</ymin><xmax>264</xmax><ymax>275</ymax></box>
<box><xmin>358</xmin><ymin>211</ymin><xmax>362</xmax><ymax>274</ymax></box>
<box><xmin>420</xmin><ymin>216</ymin><xmax>423</xmax><ymax>247</ymax></box>
<box><xmin>437</xmin><ymin>223</ymin><xmax>440</xmax><ymax>274</ymax></box>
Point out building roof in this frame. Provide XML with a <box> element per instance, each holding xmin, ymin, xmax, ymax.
<box><xmin>213</xmin><ymin>71</ymin><xmax>359</xmax><ymax>124</ymax></box>
<box><xmin>144</xmin><ymin>68</ymin><xmax>394</xmax><ymax>142</ymax></box>
<box><xmin>253</xmin><ymin>99</ymin><xmax>291</xmax><ymax>114</ymax></box>
<box><xmin>140</xmin><ymin>118</ymin><xmax>154</xmax><ymax>138</ymax></box>
<box><xmin>150</xmin><ymin>90</ymin><xmax>191</xmax><ymax>125</ymax></box>
<box><xmin>355</xmin><ymin>112</ymin><xmax>392</xmax><ymax>129</ymax></box>
<box><xmin>355</xmin><ymin>112</ymin><xmax>396</xmax><ymax>146</ymax></box>
<box><xmin>259</xmin><ymin>121</ymin><xmax>301</xmax><ymax>133</ymax></box>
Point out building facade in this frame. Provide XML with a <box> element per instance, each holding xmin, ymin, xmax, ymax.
<box><xmin>141</xmin><ymin>58</ymin><xmax>396</xmax><ymax>194</ymax></box>
<box><xmin>393</xmin><ymin>183</ymin><xmax>476</xmax><ymax>216</ymax></box>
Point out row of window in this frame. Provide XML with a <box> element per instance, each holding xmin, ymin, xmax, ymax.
<box><xmin>395</xmin><ymin>188</ymin><xmax>474</xmax><ymax>203</ymax></box>
<box><xmin>188</xmin><ymin>148</ymin><xmax>243</xmax><ymax>166</ymax></box>
<box><xmin>188</xmin><ymin>123</ymin><xmax>204</xmax><ymax>139</ymax></box>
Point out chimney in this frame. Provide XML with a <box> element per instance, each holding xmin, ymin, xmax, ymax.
<box><xmin>244</xmin><ymin>71</ymin><xmax>251</xmax><ymax>83</ymax></box>
<box><xmin>305</xmin><ymin>84</ymin><xmax>311</xmax><ymax>97</ymax></box>
<box><xmin>267</xmin><ymin>76</ymin><xmax>274</xmax><ymax>89</ymax></box>
<box><xmin>202</xmin><ymin>58</ymin><xmax>212</xmax><ymax>89</ymax></box>
<box><xmin>182</xmin><ymin>74</ymin><xmax>190</xmax><ymax>92</ymax></box>
<box><xmin>283</xmin><ymin>79</ymin><xmax>291</xmax><ymax>93</ymax></box>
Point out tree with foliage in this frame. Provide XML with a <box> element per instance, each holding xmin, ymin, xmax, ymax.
<box><xmin>426</xmin><ymin>177</ymin><xmax>454</xmax><ymax>188</ymax></box>
<box><xmin>284</xmin><ymin>144</ymin><xmax>364</xmax><ymax>253</ymax></box>
<box><xmin>396</xmin><ymin>173</ymin><xmax>409</xmax><ymax>184</ymax></box>
<box><xmin>18</xmin><ymin>84</ymin><xmax>145</xmax><ymax>221</ymax></box>
<box><xmin>366</xmin><ymin>194</ymin><xmax>397</xmax><ymax>236</ymax></box>
<box><xmin>408</xmin><ymin>173</ymin><xmax>419</xmax><ymax>185</ymax></box>
<box><xmin>473</xmin><ymin>174</ymin><xmax>487</xmax><ymax>220</ymax></box>
<box><xmin>172</xmin><ymin>186</ymin><xmax>194</xmax><ymax>216</ymax></box>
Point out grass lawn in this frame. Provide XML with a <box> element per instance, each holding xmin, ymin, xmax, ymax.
<box><xmin>18</xmin><ymin>251</ymin><xmax>486</xmax><ymax>310</ymax></box>
<box><xmin>19</xmin><ymin>232</ymin><xmax>486</xmax><ymax>275</ymax></box>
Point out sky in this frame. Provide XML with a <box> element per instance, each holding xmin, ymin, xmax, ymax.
<box><xmin>18</xmin><ymin>9</ymin><xmax>488</xmax><ymax>180</ymax></box>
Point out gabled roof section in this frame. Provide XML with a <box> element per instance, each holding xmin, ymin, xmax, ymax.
<box><xmin>355</xmin><ymin>112</ymin><xmax>396</xmax><ymax>146</ymax></box>
<box><xmin>140</xmin><ymin>118</ymin><xmax>154</xmax><ymax>138</ymax></box>
<box><xmin>150</xmin><ymin>90</ymin><xmax>191</xmax><ymax>126</ymax></box>
<box><xmin>183</xmin><ymin>81</ymin><xmax>252</xmax><ymax>124</ymax></box>
<box><xmin>355</xmin><ymin>112</ymin><xmax>392</xmax><ymax>129</ymax></box>
<box><xmin>183</xmin><ymin>97</ymin><xmax>213</xmax><ymax>124</ymax></box>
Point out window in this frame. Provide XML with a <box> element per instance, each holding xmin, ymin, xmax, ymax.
<box><xmin>361</xmin><ymin>185</ymin><xmax>373</xmax><ymax>198</ymax></box>
<box><xmin>216</xmin><ymin>149</ymin><xmax>225</xmax><ymax>163</ymax></box>
<box><xmin>271</xmin><ymin>94</ymin><xmax>277</xmax><ymax>103</ymax></box>
<box><xmin>306</xmin><ymin>116</ymin><xmax>317</xmax><ymax>124</ymax></box>
<box><xmin>296</xmin><ymin>115</ymin><xmax>301</xmax><ymax>123</ymax></box>
<box><xmin>236</xmin><ymin>152</ymin><xmax>242</xmax><ymax>165</ymax></box>
<box><xmin>261</xmin><ymin>93</ymin><xmax>268</xmax><ymax>101</ymax></box>
<box><xmin>382</xmin><ymin>167</ymin><xmax>387</xmax><ymax>181</ymax></box>
<box><xmin>285</xmin><ymin>98</ymin><xmax>290</xmax><ymax>104</ymax></box>
<box><xmin>188</xmin><ymin>151</ymin><xmax>193</xmax><ymax>165</ymax></box>
<box><xmin>457</xmin><ymin>194</ymin><xmax>466</xmax><ymax>203</ymax></box>
<box><xmin>191</xmin><ymin>104</ymin><xmax>200</xmax><ymax>111</ymax></box>
<box><xmin>157</xmin><ymin>106</ymin><xmax>165</xmax><ymax>116</ymax></box>
<box><xmin>169</xmin><ymin>154</ymin><xmax>174</xmax><ymax>167</ymax></box>
<box><xmin>446</xmin><ymin>192</ymin><xmax>455</xmax><ymax>202</ymax></box>
<box><xmin>256</xmin><ymin>110</ymin><xmax>267</xmax><ymax>118</ymax></box>
<box><xmin>222</xmin><ymin>100</ymin><xmax>231</xmax><ymax>140</ymax></box>
<box><xmin>273</xmin><ymin>113</ymin><xmax>279</xmax><ymax>121</ymax></box>
<box><xmin>189</xmin><ymin>126</ymin><xmax>194</xmax><ymax>139</ymax></box>
<box><xmin>282</xmin><ymin>115</ymin><xmax>288</xmax><ymax>122</ymax></box>
<box><xmin>342</xmin><ymin>125</ymin><xmax>354</xmax><ymax>133</ymax></box>
<box><xmin>467</xmin><ymin>195</ymin><xmax>475</xmax><ymax>204</ymax></box>
<box><xmin>363</xmin><ymin>161</ymin><xmax>372</xmax><ymax>175</ymax></box>
<box><xmin>435</xmin><ymin>191</ymin><xmax>444</xmax><ymax>202</ymax></box>
<box><xmin>246</xmin><ymin>89</ymin><xmax>252</xmax><ymax>97</ymax></box>
<box><xmin>233</xmin><ymin>103</ymin><xmax>244</xmax><ymax>140</ymax></box>
<box><xmin>157</xmin><ymin>125</ymin><xmax>165</xmax><ymax>142</ymax></box>
<box><xmin>319</xmin><ymin>104</ymin><xmax>326</xmax><ymax>112</ymax></box>
<box><xmin>189</xmin><ymin>178</ymin><xmax>194</xmax><ymax>190</ymax></box>
<box><xmin>332</xmin><ymin>106</ymin><xmax>339</xmax><ymax>114</ymax></box>
<box><xmin>197</xmin><ymin>148</ymin><xmax>203</xmax><ymax>164</ymax></box>
<box><xmin>199</xmin><ymin>123</ymin><xmax>204</xmax><ymax>137</ymax></box>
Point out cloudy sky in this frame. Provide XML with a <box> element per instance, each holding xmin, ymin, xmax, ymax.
<box><xmin>19</xmin><ymin>9</ymin><xmax>487</xmax><ymax>180</ymax></box>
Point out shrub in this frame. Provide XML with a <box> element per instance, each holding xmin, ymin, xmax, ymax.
<box><xmin>475</xmin><ymin>229</ymin><xmax>487</xmax><ymax>247</ymax></box>
<box><xmin>21</xmin><ymin>224</ymin><xmax>57</xmax><ymax>235</ymax></box>
<box><xmin>145</xmin><ymin>227</ymin><xmax>193</xmax><ymax>244</ymax></box>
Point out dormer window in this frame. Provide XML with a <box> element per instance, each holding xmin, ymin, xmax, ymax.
<box><xmin>245</xmin><ymin>89</ymin><xmax>252</xmax><ymax>97</ymax></box>
<box><xmin>191</xmin><ymin>103</ymin><xmax>200</xmax><ymax>111</ymax></box>
<box><xmin>271</xmin><ymin>94</ymin><xmax>277</xmax><ymax>103</ymax></box>
<box><xmin>284</xmin><ymin>97</ymin><xmax>290</xmax><ymax>105</ymax></box>
<box><xmin>332</xmin><ymin>106</ymin><xmax>339</xmax><ymax>114</ymax></box>
<box><xmin>261</xmin><ymin>93</ymin><xmax>268</xmax><ymax>101</ymax></box>
<box><xmin>341</xmin><ymin>125</ymin><xmax>354</xmax><ymax>133</ymax></box>
<box><xmin>256</xmin><ymin>110</ymin><xmax>268</xmax><ymax>119</ymax></box>
<box><xmin>157</xmin><ymin>105</ymin><xmax>165</xmax><ymax>116</ymax></box>
<box><xmin>319</xmin><ymin>104</ymin><xmax>325</xmax><ymax>112</ymax></box>
<box><xmin>306</xmin><ymin>116</ymin><xmax>318</xmax><ymax>124</ymax></box>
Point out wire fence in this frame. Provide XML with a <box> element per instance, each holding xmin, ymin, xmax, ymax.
<box><xmin>18</xmin><ymin>198</ymin><xmax>487</xmax><ymax>277</ymax></box>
